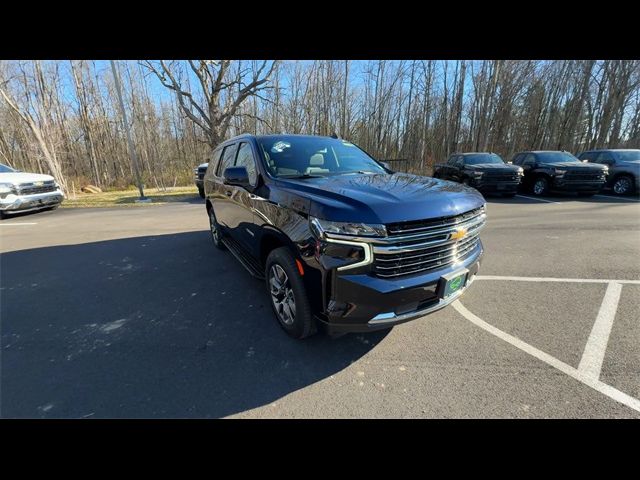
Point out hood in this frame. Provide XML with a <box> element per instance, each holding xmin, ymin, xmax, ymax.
<box><xmin>465</xmin><ymin>163</ymin><xmax>521</xmax><ymax>171</ymax></box>
<box><xmin>0</xmin><ymin>171</ymin><xmax>56</xmax><ymax>185</ymax></box>
<box><xmin>540</xmin><ymin>162</ymin><xmax>606</xmax><ymax>171</ymax></box>
<box><xmin>275</xmin><ymin>173</ymin><xmax>485</xmax><ymax>224</ymax></box>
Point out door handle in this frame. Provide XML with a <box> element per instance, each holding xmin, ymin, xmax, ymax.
<box><xmin>225</xmin><ymin>190</ymin><xmax>232</xmax><ymax>197</ymax></box>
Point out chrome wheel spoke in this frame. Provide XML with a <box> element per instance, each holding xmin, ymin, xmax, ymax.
<box><xmin>268</xmin><ymin>264</ymin><xmax>295</xmax><ymax>326</ymax></box>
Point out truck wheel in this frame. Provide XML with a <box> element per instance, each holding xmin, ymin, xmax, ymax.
<box><xmin>198</xmin><ymin>186</ymin><xmax>205</xmax><ymax>198</ymax></box>
<box><xmin>208</xmin><ymin>208</ymin><xmax>226</xmax><ymax>250</ymax></box>
<box><xmin>532</xmin><ymin>176</ymin><xmax>549</xmax><ymax>196</ymax></box>
<box><xmin>265</xmin><ymin>247</ymin><xmax>316</xmax><ymax>339</ymax></box>
<box><xmin>612</xmin><ymin>175</ymin><xmax>634</xmax><ymax>195</ymax></box>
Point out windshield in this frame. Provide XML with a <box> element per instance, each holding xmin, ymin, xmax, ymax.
<box><xmin>464</xmin><ymin>153</ymin><xmax>505</xmax><ymax>165</ymax></box>
<box><xmin>257</xmin><ymin>136</ymin><xmax>387</xmax><ymax>178</ymax></box>
<box><xmin>0</xmin><ymin>164</ymin><xmax>16</xmax><ymax>173</ymax></box>
<box><xmin>536</xmin><ymin>152</ymin><xmax>581</xmax><ymax>164</ymax></box>
<box><xmin>613</xmin><ymin>150</ymin><xmax>640</xmax><ymax>162</ymax></box>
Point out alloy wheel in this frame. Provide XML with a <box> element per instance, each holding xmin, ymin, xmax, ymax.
<box><xmin>613</xmin><ymin>177</ymin><xmax>631</xmax><ymax>195</ymax></box>
<box><xmin>269</xmin><ymin>264</ymin><xmax>296</xmax><ymax>325</ymax></box>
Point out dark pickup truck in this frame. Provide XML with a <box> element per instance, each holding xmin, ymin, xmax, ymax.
<box><xmin>433</xmin><ymin>152</ymin><xmax>523</xmax><ymax>197</ymax></box>
<box><xmin>204</xmin><ymin>134</ymin><xmax>486</xmax><ymax>339</ymax></box>
<box><xmin>512</xmin><ymin>150</ymin><xmax>608</xmax><ymax>196</ymax></box>
<box><xmin>194</xmin><ymin>162</ymin><xmax>208</xmax><ymax>198</ymax></box>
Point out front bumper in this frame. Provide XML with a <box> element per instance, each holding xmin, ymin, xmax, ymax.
<box><xmin>318</xmin><ymin>242</ymin><xmax>482</xmax><ymax>334</ymax></box>
<box><xmin>472</xmin><ymin>181</ymin><xmax>520</xmax><ymax>193</ymax></box>
<box><xmin>551</xmin><ymin>179</ymin><xmax>605</xmax><ymax>192</ymax></box>
<box><xmin>0</xmin><ymin>190</ymin><xmax>64</xmax><ymax>212</ymax></box>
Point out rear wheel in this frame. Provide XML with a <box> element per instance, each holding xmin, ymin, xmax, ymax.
<box><xmin>265</xmin><ymin>247</ymin><xmax>316</xmax><ymax>339</ymax></box>
<box><xmin>208</xmin><ymin>208</ymin><xmax>226</xmax><ymax>250</ymax></box>
<box><xmin>612</xmin><ymin>175</ymin><xmax>635</xmax><ymax>195</ymax></box>
<box><xmin>532</xmin><ymin>176</ymin><xmax>549</xmax><ymax>196</ymax></box>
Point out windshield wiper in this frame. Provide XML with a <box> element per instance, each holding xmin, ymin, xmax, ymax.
<box><xmin>278</xmin><ymin>173</ymin><xmax>325</xmax><ymax>179</ymax></box>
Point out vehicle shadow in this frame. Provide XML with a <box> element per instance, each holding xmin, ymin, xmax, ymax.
<box><xmin>1</xmin><ymin>231</ymin><xmax>387</xmax><ymax>418</ymax></box>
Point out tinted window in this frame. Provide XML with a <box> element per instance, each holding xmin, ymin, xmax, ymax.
<box><xmin>578</xmin><ymin>151</ymin><xmax>598</xmax><ymax>162</ymax></box>
<box><xmin>522</xmin><ymin>154</ymin><xmax>536</xmax><ymax>166</ymax></box>
<box><xmin>235</xmin><ymin>142</ymin><xmax>258</xmax><ymax>185</ymax></box>
<box><xmin>208</xmin><ymin>147</ymin><xmax>223</xmax><ymax>178</ymax></box>
<box><xmin>464</xmin><ymin>153</ymin><xmax>505</xmax><ymax>165</ymax></box>
<box><xmin>536</xmin><ymin>152</ymin><xmax>580</xmax><ymax>164</ymax></box>
<box><xmin>454</xmin><ymin>156</ymin><xmax>464</xmax><ymax>167</ymax></box>
<box><xmin>447</xmin><ymin>156</ymin><xmax>457</xmax><ymax>165</ymax></box>
<box><xmin>0</xmin><ymin>164</ymin><xmax>16</xmax><ymax>173</ymax></box>
<box><xmin>257</xmin><ymin>136</ymin><xmax>386</xmax><ymax>177</ymax></box>
<box><xmin>512</xmin><ymin>154</ymin><xmax>523</xmax><ymax>165</ymax></box>
<box><xmin>217</xmin><ymin>144</ymin><xmax>237</xmax><ymax>176</ymax></box>
<box><xmin>595</xmin><ymin>151</ymin><xmax>615</xmax><ymax>165</ymax></box>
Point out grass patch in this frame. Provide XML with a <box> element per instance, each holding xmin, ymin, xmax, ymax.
<box><xmin>61</xmin><ymin>186</ymin><xmax>201</xmax><ymax>208</ymax></box>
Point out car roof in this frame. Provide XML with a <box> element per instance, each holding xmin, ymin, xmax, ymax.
<box><xmin>581</xmin><ymin>148</ymin><xmax>640</xmax><ymax>153</ymax></box>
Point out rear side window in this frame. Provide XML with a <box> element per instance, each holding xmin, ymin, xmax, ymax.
<box><xmin>235</xmin><ymin>142</ymin><xmax>258</xmax><ymax>185</ymax></box>
<box><xmin>207</xmin><ymin>147</ymin><xmax>222</xmax><ymax>178</ymax></box>
<box><xmin>217</xmin><ymin>144</ymin><xmax>237</xmax><ymax>176</ymax></box>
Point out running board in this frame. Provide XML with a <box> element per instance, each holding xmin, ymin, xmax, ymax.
<box><xmin>221</xmin><ymin>236</ymin><xmax>265</xmax><ymax>280</ymax></box>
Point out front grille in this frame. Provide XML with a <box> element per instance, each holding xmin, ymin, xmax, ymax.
<box><xmin>373</xmin><ymin>207</ymin><xmax>486</xmax><ymax>278</ymax></box>
<box><xmin>482</xmin><ymin>173</ymin><xmax>519</xmax><ymax>182</ymax></box>
<box><xmin>564</xmin><ymin>172</ymin><xmax>603</xmax><ymax>182</ymax></box>
<box><xmin>16</xmin><ymin>181</ymin><xmax>57</xmax><ymax>195</ymax></box>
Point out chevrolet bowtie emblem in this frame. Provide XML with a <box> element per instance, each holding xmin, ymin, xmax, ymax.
<box><xmin>34</xmin><ymin>181</ymin><xmax>44</xmax><ymax>187</ymax></box>
<box><xmin>450</xmin><ymin>227</ymin><xmax>467</xmax><ymax>241</ymax></box>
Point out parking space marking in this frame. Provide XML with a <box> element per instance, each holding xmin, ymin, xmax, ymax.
<box><xmin>578</xmin><ymin>282</ymin><xmax>623</xmax><ymax>381</ymax></box>
<box><xmin>515</xmin><ymin>195</ymin><xmax>561</xmax><ymax>204</ymax></box>
<box><xmin>0</xmin><ymin>222</ymin><xmax>38</xmax><ymax>226</ymax></box>
<box><xmin>594</xmin><ymin>194</ymin><xmax>640</xmax><ymax>202</ymax></box>
<box><xmin>453</xmin><ymin>299</ymin><xmax>640</xmax><ymax>414</ymax></box>
<box><xmin>476</xmin><ymin>275</ymin><xmax>640</xmax><ymax>285</ymax></box>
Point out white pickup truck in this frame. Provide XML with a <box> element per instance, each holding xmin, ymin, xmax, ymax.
<box><xmin>0</xmin><ymin>163</ymin><xmax>64</xmax><ymax>218</ymax></box>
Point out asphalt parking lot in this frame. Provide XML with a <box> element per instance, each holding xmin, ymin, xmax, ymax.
<box><xmin>1</xmin><ymin>192</ymin><xmax>639</xmax><ymax>418</ymax></box>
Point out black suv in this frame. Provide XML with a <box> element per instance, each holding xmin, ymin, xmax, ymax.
<box><xmin>433</xmin><ymin>152</ymin><xmax>523</xmax><ymax>197</ymax></box>
<box><xmin>577</xmin><ymin>149</ymin><xmax>640</xmax><ymax>195</ymax></box>
<box><xmin>204</xmin><ymin>134</ymin><xmax>485</xmax><ymax>339</ymax></box>
<box><xmin>512</xmin><ymin>150</ymin><xmax>608</xmax><ymax>196</ymax></box>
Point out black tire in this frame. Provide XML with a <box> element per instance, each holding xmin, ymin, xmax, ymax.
<box><xmin>208</xmin><ymin>207</ymin><xmax>226</xmax><ymax>250</ymax></box>
<box><xmin>265</xmin><ymin>247</ymin><xmax>316</xmax><ymax>339</ymax></box>
<box><xmin>502</xmin><ymin>192</ymin><xmax>517</xmax><ymax>198</ymax></box>
<box><xmin>198</xmin><ymin>187</ymin><xmax>205</xmax><ymax>199</ymax></box>
<box><xmin>0</xmin><ymin>211</ymin><xmax>6</xmax><ymax>220</ymax></box>
<box><xmin>612</xmin><ymin>174</ymin><xmax>635</xmax><ymax>195</ymax></box>
<box><xmin>532</xmin><ymin>176</ymin><xmax>549</xmax><ymax>196</ymax></box>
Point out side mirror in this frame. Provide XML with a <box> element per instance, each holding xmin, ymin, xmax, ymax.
<box><xmin>223</xmin><ymin>166</ymin><xmax>251</xmax><ymax>189</ymax></box>
<box><xmin>380</xmin><ymin>161</ymin><xmax>394</xmax><ymax>172</ymax></box>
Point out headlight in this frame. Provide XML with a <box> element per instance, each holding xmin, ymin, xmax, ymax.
<box><xmin>517</xmin><ymin>168</ymin><xmax>524</xmax><ymax>176</ymax></box>
<box><xmin>310</xmin><ymin>217</ymin><xmax>387</xmax><ymax>237</ymax></box>
<box><xmin>0</xmin><ymin>182</ymin><xmax>16</xmax><ymax>197</ymax></box>
<box><xmin>472</xmin><ymin>171</ymin><xmax>484</xmax><ymax>177</ymax></box>
<box><xmin>554</xmin><ymin>169</ymin><xmax>567</xmax><ymax>177</ymax></box>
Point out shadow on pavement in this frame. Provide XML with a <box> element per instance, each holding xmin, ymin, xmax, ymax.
<box><xmin>1</xmin><ymin>231</ymin><xmax>387</xmax><ymax>418</ymax></box>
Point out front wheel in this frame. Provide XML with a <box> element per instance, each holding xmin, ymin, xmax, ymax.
<box><xmin>265</xmin><ymin>247</ymin><xmax>316</xmax><ymax>339</ymax></box>
<box><xmin>208</xmin><ymin>208</ymin><xmax>226</xmax><ymax>250</ymax></box>
<box><xmin>532</xmin><ymin>176</ymin><xmax>549</xmax><ymax>196</ymax></box>
<box><xmin>612</xmin><ymin>175</ymin><xmax>635</xmax><ymax>195</ymax></box>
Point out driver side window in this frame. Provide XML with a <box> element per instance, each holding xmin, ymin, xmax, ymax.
<box><xmin>522</xmin><ymin>154</ymin><xmax>536</xmax><ymax>167</ymax></box>
<box><xmin>235</xmin><ymin>142</ymin><xmax>258</xmax><ymax>185</ymax></box>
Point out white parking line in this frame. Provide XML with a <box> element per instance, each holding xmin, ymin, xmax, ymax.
<box><xmin>515</xmin><ymin>195</ymin><xmax>561</xmax><ymax>204</ymax></box>
<box><xmin>594</xmin><ymin>194</ymin><xmax>640</xmax><ymax>202</ymax></box>
<box><xmin>476</xmin><ymin>275</ymin><xmax>640</xmax><ymax>285</ymax></box>
<box><xmin>453</xmin><ymin>299</ymin><xmax>640</xmax><ymax>414</ymax></box>
<box><xmin>578</xmin><ymin>282</ymin><xmax>623</xmax><ymax>381</ymax></box>
<box><xmin>0</xmin><ymin>222</ymin><xmax>38</xmax><ymax>226</ymax></box>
